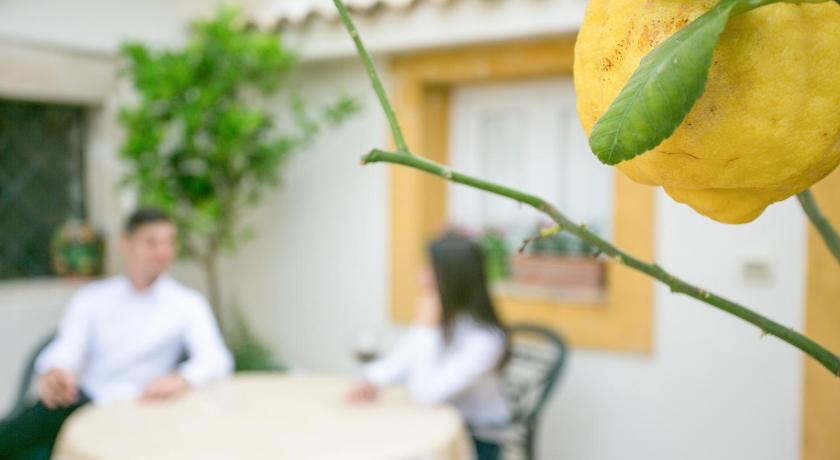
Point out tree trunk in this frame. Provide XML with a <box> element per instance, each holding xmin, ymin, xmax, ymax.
<box><xmin>202</xmin><ymin>252</ymin><xmax>224</xmax><ymax>327</ymax></box>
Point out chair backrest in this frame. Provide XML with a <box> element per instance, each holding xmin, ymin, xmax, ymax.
<box><xmin>11</xmin><ymin>332</ymin><xmax>56</xmax><ymax>415</ymax></box>
<box><xmin>502</xmin><ymin>324</ymin><xmax>568</xmax><ymax>426</ymax></box>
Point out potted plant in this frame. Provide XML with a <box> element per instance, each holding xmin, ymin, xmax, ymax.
<box><xmin>479</xmin><ymin>229</ymin><xmax>509</xmax><ymax>282</ymax></box>
<box><xmin>510</xmin><ymin>225</ymin><xmax>606</xmax><ymax>290</ymax></box>
<box><xmin>51</xmin><ymin>219</ymin><xmax>105</xmax><ymax>279</ymax></box>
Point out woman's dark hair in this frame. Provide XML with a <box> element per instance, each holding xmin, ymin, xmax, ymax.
<box><xmin>428</xmin><ymin>233</ymin><xmax>509</xmax><ymax>365</ymax></box>
<box><xmin>124</xmin><ymin>208</ymin><xmax>172</xmax><ymax>234</ymax></box>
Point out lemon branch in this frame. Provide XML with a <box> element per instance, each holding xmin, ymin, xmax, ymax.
<box><xmin>334</xmin><ymin>0</ymin><xmax>840</xmax><ymax>377</ymax></box>
<box><xmin>332</xmin><ymin>0</ymin><xmax>409</xmax><ymax>154</ymax></box>
<box><xmin>362</xmin><ymin>149</ymin><xmax>840</xmax><ymax>376</ymax></box>
<box><xmin>797</xmin><ymin>189</ymin><xmax>840</xmax><ymax>265</ymax></box>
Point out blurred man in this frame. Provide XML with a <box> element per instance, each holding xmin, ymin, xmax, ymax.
<box><xmin>0</xmin><ymin>208</ymin><xmax>232</xmax><ymax>460</ymax></box>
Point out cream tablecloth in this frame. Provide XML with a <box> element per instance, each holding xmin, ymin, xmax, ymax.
<box><xmin>53</xmin><ymin>374</ymin><xmax>473</xmax><ymax>460</ymax></box>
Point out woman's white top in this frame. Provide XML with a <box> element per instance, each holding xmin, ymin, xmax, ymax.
<box><xmin>363</xmin><ymin>317</ymin><xmax>510</xmax><ymax>442</ymax></box>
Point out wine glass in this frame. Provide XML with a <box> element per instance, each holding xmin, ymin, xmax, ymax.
<box><xmin>352</xmin><ymin>329</ymin><xmax>381</xmax><ymax>365</ymax></box>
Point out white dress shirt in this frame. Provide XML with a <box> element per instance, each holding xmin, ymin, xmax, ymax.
<box><xmin>363</xmin><ymin>316</ymin><xmax>510</xmax><ymax>442</ymax></box>
<box><xmin>35</xmin><ymin>275</ymin><xmax>233</xmax><ymax>404</ymax></box>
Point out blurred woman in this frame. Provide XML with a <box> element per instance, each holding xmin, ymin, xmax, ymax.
<box><xmin>348</xmin><ymin>233</ymin><xmax>510</xmax><ymax>460</ymax></box>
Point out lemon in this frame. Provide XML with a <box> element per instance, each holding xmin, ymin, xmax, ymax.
<box><xmin>574</xmin><ymin>0</ymin><xmax>840</xmax><ymax>223</ymax></box>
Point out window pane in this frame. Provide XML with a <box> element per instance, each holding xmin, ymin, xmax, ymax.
<box><xmin>0</xmin><ymin>100</ymin><xmax>86</xmax><ymax>279</ymax></box>
<box><xmin>478</xmin><ymin>108</ymin><xmax>528</xmax><ymax>230</ymax></box>
<box><xmin>448</xmin><ymin>78</ymin><xmax>613</xmax><ymax>303</ymax></box>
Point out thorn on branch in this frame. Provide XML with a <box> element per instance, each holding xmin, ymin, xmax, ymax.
<box><xmin>521</xmin><ymin>225</ymin><xmax>563</xmax><ymax>253</ymax></box>
<box><xmin>518</xmin><ymin>237</ymin><xmax>533</xmax><ymax>253</ymax></box>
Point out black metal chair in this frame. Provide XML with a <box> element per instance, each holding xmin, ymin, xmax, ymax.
<box><xmin>500</xmin><ymin>324</ymin><xmax>568</xmax><ymax>460</ymax></box>
<box><xmin>3</xmin><ymin>332</ymin><xmax>56</xmax><ymax>420</ymax></box>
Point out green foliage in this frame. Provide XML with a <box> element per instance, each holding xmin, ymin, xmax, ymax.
<box><xmin>479</xmin><ymin>230</ymin><xmax>509</xmax><ymax>281</ymax></box>
<box><xmin>529</xmin><ymin>225</ymin><xmax>600</xmax><ymax>256</ymax></box>
<box><xmin>588</xmin><ymin>0</ymin><xmax>837</xmax><ymax>165</ymax></box>
<box><xmin>530</xmin><ymin>232</ymin><xmax>575</xmax><ymax>255</ymax></box>
<box><xmin>51</xmin><ymin>220</ymin><xmax>105</xmax><ymax>277</ymax></box>
<box><xmin>119</xmin><ymin>6</ymin><xmax>359</xmax><ymax>258</ymax></box>
<box><xmin>225</xmin><ymin>307</ymin><xmax>286</xmax><ymax>372</ymax></box>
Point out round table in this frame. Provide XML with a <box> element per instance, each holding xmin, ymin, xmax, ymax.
<box><xmin>53</xmin><ymin>374</ymin><xmax>473</xmax><ymax>460</ymax></box>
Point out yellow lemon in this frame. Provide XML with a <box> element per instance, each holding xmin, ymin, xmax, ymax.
<box><xmin>574</xmin><ymin>0</ymin><xmax>840</xmax><ymax>223</ymax></box>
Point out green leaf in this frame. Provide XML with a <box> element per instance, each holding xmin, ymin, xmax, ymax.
<box><xmin>588</xmin><ymin>0</ymin><xmax>740</xmax><ymax>165</ymax></box>
<box><xmin>324</xmin><ymin>95</ymin><xmax>362</xmax><ymax>124</ymax></box>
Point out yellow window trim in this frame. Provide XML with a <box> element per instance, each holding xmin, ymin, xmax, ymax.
<box><xmin>387</xmin><ymin>37</ymin><xmax>655</xmax><ymax>353</ymax></box>
<box><xmin>802</xmin><ymin>168</ymin><xmax>840</xmax><ymax>460</ymax></box>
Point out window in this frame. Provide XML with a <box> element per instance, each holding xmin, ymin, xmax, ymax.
<box><xmin>0</xmin><ymin>99</ymin><xmax>86</xmax><ymax>279</ymax></box>
<box><xmin>448</xmin><ymin>78</ymin><xmax>613</xmax><ymax>303</ymax></box>
<box><xmin>388</xmin><ymin>39</ymin><xmax>655</xmax><ymax>352</ymax></box>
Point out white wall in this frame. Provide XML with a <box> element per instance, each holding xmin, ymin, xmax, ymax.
<box><xmin>0</xmin><ymin>0</ymin><xmax>229</xmax><ymax>55</ymax></box>
<box><xmin>277</xmin><ymin>0</ymin><xmax>587</xmax><ymax>60</ymax></box>
<box><xmin>0</xmin><ymin>0</ymin><xmax>586</xmax><ymax>61</ymax></box>
<box><xmin>0</xmin><ymin>281</ymin><xmax>81</xmax><ymax>412</ymax></box>
<box><xmin>227</xmin><ymin>57</ymin><xmax>391</xmax><ymax>373</ymax></box>
<box><xmin>542</xmin><ymin>195</ymin><xmax>805</xmax><ymax>460</ymax></box>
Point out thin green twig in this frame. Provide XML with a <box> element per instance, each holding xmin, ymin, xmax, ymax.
<box><xmin>363</xmin><ymin>149</ymin><xmax>840</xmax><ymax>376</ymax></box>
<box><xmin>797</xmin><ymin>189</ymin><xmax>840</xmax><ymax>266</ymax></box>
<box><xmin>335</xmin><ymin>0</ymin><xmax>840</xmax><ymax>376</ymax></box>
<box><xmin>332</xmin><ymin>0</ymin><xmax>410</xmax><ymax>154</ymax></box>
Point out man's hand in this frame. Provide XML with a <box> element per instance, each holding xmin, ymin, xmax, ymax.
<box><xmin>38</xmin><ymin>368</ymin><xmax>78</xmax><ymax>409</ymax></box>
<box><xmin>141</xmin><ymin>373</ymin><xmax>189</xmax><ymax>402</ymax></box>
